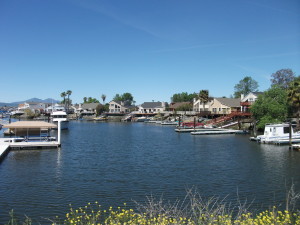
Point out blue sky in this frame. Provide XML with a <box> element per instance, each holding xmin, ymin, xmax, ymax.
<box><xmin>0</xmin><ymin>0</ymin><xmax>299</xmax><ymax>104</ymax></box>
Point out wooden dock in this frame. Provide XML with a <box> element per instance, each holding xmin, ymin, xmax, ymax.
<box><xmin>290</xmin><ymin>144</ymin><xmax>300</xmax><ymax>151</ymax></box>
<box><xmin>0</xmin><ymin>144</ymin><xmax>10</xmax><ymax>161</ymax></box>
<box><xmin>0</xmin><ymin>121</ymin><xmax>62</xmax><ymax>162</ymax></box>
<box><xmin>9</xmin><ymin>141</ymin><xmax>60</xmax><ymax>150</ymax></box>
<box><xmin>0</xmin><ymin>138</ymin><xmax>60</xmax><ymax>162</ymax></box>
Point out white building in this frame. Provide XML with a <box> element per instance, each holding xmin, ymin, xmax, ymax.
<box><xmin>193</xmin><ymin>97</ymin><xmax>213</xmax><ymax>113</ymax></box>
<box><xmin>138</xmin><ymin>102</ymin><xmax>166</xmax><ymax>113</ymax></box>
<box><xmin>109</xmin><ymin>101</ymin><xmax>134</xmax><ymax>113</ymax></box>
<box><xmin>240</xmin><ymin>92</ymin><xmax>263</xmax><ymax>112</ymax></box>
<box><xmin>18</xmin><ymin>102</ymin><xmax>48</xmax><ymax>113</ymax></box>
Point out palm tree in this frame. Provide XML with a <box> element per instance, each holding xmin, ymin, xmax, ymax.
<box><xmin>66</xmin><ymin>90</ymin><xmax>72</xmax><ymax>113</ymax></box>
<box><xmin>198</xmin><ymin>90</ymin><xmax>209</xmax><ymax>115</ymax></box>
<box><xmin>287</xmin><ymin>77</ymin><xmax>300</xmax><ymax>129</ymax></box>
<box><xmin>61</xmin><ymin>92</ymin><xmax>66</xmax><ymax>110</ymax></box>
<box><xmin>101</xmin><ymin>94</ymin><xmax>106</xmax><ymax>104</ymax></box>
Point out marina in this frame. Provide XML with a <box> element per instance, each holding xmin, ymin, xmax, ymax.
<box><xmin>0</xmin><ymin>121</ymin><xmax>299</xmax><ymax>223</ymax></box>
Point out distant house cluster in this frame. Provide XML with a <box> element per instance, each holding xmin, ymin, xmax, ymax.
<box><xmin>12</xmin><ymin>92</ymin><xmax>262</xmax><ymax>117</ymax></box>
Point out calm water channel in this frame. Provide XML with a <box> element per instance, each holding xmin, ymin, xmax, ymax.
<box><xmin>1</xmin><ymin>121</ymin><xmax>300</xmax><ymax>223</ymax></box>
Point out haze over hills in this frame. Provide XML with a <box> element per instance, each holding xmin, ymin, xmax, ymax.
<box><xmin>0</xmin><ymin>98</ymin><xmax>60</xmax><ymax>107</ymax></box>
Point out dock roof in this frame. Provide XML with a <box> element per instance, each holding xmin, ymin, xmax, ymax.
<box><xmin>3</xmin><ymin>121</ymin><xmax>57</xmax><ymax>129</ymax></box>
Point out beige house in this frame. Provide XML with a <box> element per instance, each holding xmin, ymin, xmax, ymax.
<box><xmin>210</xmin><ymin>98</ymin><xmax>241</xmax><ymax>115</ymax></box>
<box><xmin>108</xmin><ymin>101</ymin><xmax>135</xmax><ymax>113</ymax></box>
<box><xmin>193</xmin><ymin>97</ymin><xmax>214</xmax><ymax>113</ymax></box>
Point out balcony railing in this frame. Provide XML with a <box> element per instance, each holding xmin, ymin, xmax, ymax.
<box><xmin>240</xmin><ymin>101</ymin><xmax>253</xmax><ymax>106</ymax></box>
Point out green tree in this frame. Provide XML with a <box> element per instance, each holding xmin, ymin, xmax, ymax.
<box><xmin>171</xmin><ymin>92</ymin><xmax>197</xmax><ymax>102</ymax></box>
<box><xmin>84</xmin><ymin>97</ymin><xmax>99</xmax><ymax>103</ymax></box>
<box><xmin>287</xmin><ymin>76</ymin><xmax>300</xmax><ymax>128</ymax></box>
<box><xmin>251</xmin><ymin>86</ymin><xmax>288</xmax><ymax>129</ymax></box>
<box><xmin>271</xmin><ymin>68</ymin><xmax>295</xmax><ymax>89</ymax></box>
<box><xmin>24</xmin><ymin>109</ymin><xmax>35</xmax><ymax>119</ymax></box>
<box><xmin>234</xmin><ymin>76</ymin><xmax>259</xmax><ymax>98</ymax></box>
<box><xmin>113</xmin><ymin>94</ymin><xmax>122</xmax><ymax>101</ymax></box>
<box><xmin>96</xmin><ymin>104</ymin><xmax>106</xmax><ymax>116</ymax></box>
<box><xmin>82</xmin><ymin>97</ymin><xmax>99</xmax><ymax>103</ymax></box>
<box><xmin>60</xmin><ymin>92</ymin><xmax>66</xmax><ymax>108</ymax></box>
<box><xmin>122</xmin><ymin>93</ymin><xmax>134</xmax><ymax>104</ymax></box>
<box><xmin>113</xmin><ymin>93</ymin><xmax>134</xmax><ymax>105</ymax></box>
<box><xmin>198</xmin><ymin>90</ymin><xmax>209</xmax><ymax>112</ymax></box>
<box><xmin>176</xmin><ymin>103</ymin><xmax>193</xmax><ymax>111</ymax></box>
<box><xmin>66</xmin><ymin>90</ymin><xmax>72</xmax><ymax>113</ymax></box>
<box><xmin>101</xmin><ymin>94</ymin><xmax>106</xmax><ymax>104</ymax></box>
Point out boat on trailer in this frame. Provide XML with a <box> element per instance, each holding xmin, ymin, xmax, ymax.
<box><xmin>250</xmin><ymin>123</ymin><xmax>300</xmax><ymax>144</ymax></box>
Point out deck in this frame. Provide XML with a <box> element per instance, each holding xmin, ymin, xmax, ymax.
<box><xmin>0</xmin><ymin>138</ymin><xmax>60</xmax><ymax>162</ymax></box>
<box><xmin>0</xmin><ymin>144</ymin><xmax>10</xmax><ymax>161</ymax></box>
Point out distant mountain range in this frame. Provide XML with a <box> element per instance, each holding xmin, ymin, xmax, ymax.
<box><xmin>0</xmin><ymin>98</ymin><xmax>60</xmax><ymax>107</ymax></box>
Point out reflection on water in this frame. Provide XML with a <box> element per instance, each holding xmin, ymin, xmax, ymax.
<box><xmin>0</xmin><ymin>121</ymin><xmax>299</xmax><ymax>223</ymax></box>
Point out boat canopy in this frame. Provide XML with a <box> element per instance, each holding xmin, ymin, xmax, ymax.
<box><xmin>3</xmin><ymin>121</ymin><xmax>57</xmax><ymax>129</ymax></box>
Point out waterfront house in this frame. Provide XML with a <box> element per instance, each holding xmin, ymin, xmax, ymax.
<box><xmin>193</xmin><ymin>97</ymin><xmax>214</xmax><ymax>116</ymax></box>
<box><xmin>169</xmin><ymin>102</ymin><xmax>192</xmax><ymax>112</ymax></box>
<box><xmin>240</xmin><ymin>92</ymin><xmax>263</xmax><ymax>112</ymax></box>
<box><xmin>71</xmin><ymin>104</ymin><xmax>82</xmax><ymax>114</ymax></box>
<box><xmin>81</xmin><ymin>103</ymin><xmax>101</xmax><ymax>116</ymax></box>
<box><xmin>18</xmin><ymin>102</ymin><xmax>49</xmax><ymax>113</ymax></box>
<box><xmin>138</xmin><ymin>102</ymin><xmax>166</xmax><ymax>113</ymax></box>
<box><xmin>210</xmin><ymin>97</ymin><xmax>241</xmax><ymax>115</ymax></box>
<box><xmin>108</xmin><ymin>101</ymin><xmax>135</xmax><ymax>113</ymax></box>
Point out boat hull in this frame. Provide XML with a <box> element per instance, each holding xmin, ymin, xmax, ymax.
<box><xmin>52</xmin><ymin>121</ymin><xmax>69</xmax><ymax>130</ymax></box>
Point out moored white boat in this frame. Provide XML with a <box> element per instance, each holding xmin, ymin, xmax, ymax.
<box><xmin>161</xmin><ymin>121</ymin><xmax>178</xmax><ymax>125</ymax></box>
<box><xmin>51</xmin><ymin>111</ymin><xmax>69</xmax><ymax>129</ymax></box>
<box><xmin>93</xmin><ymin>116</ymin><xmax>108</xmax><ymax>121</ymax></box>
<box><xmin>250</xmin><ymin>123</ymin><xmax>300</xmax><ymax>144</ymax></box>
<box><xmin>10</xmin><ymin>110</ymin><xmax>24</xmax><ymax>116</ymax></box>
<box><xmin>135</xmin><ymin>116</ymin><xmax>149</xmax><ymax>122</ymax></box>
<box><xmin>191</xmin><ymin>128</ymin><xmax>239</xmax><ymax>135</ymax></box>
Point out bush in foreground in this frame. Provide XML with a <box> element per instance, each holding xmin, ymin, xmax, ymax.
<box><xmin>6</xmin><ymin>201</ymin><xmax>300</xmax><ymax>225</ymax></box>
<box><xmin>6</xmin><ymin>187</ymin><xmax>300</xmax><ymax>224</ymax></box>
